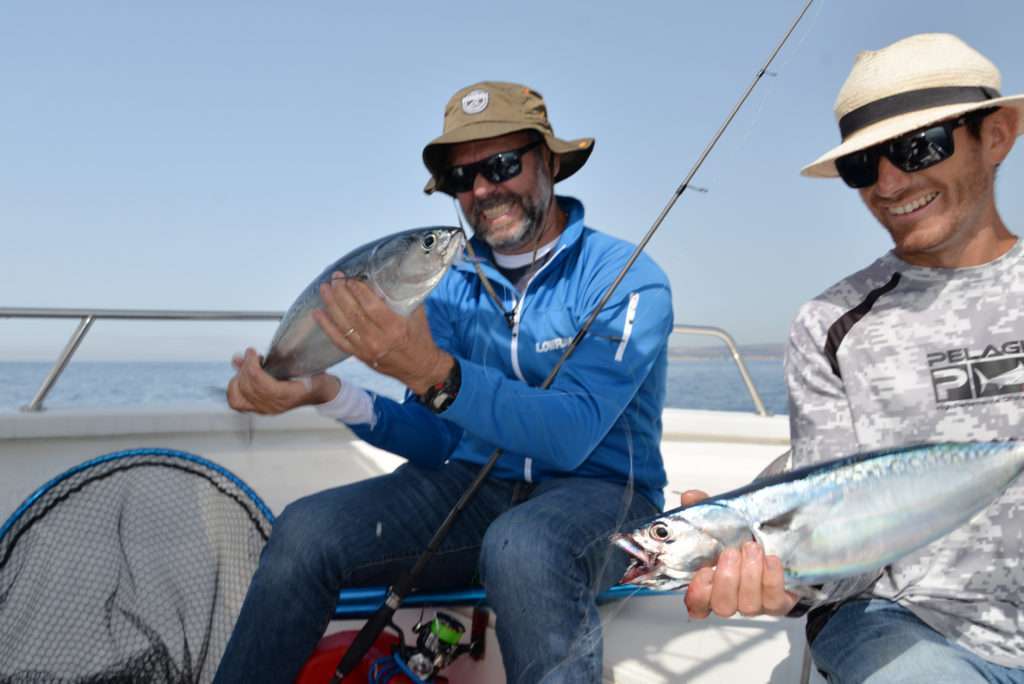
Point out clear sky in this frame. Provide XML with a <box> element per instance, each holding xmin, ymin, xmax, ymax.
<box><xmin>2</xmin><ymin>0</ymin><xmax>1022</xmax><ymax>361</ymax></box>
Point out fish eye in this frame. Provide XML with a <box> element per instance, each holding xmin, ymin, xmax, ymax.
<box><xmin>649</xmin><ymin>523</ymin><xmax>671</xmax><ymax>542</ymax></box>
<box><xmin>421</xmin><ymin>234</ymin><xmax>437</xmax><ymax>251</ymax></box>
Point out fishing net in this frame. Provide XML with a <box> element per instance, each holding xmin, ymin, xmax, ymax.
<box><xmin>0</xmin><ymin>448</ymin><xmax>273</xmax><ymax>683</ymax></box>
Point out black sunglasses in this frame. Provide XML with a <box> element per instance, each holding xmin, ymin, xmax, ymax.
<box><xmin>835</xmin><ymin>116</ymin><xmax>968</xmax><ymax>189</ymax></box>
<box><xmin>443</xmin><ymin>140</ymin><xmax>543</xmax><ymax>193</ymax></box>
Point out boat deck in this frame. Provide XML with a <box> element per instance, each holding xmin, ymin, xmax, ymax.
<box><xmin>0</xmin><ymin>405</ymin><xmax>821</xmax><ymax>682</ymax></box>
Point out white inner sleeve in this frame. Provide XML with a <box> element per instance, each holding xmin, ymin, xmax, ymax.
<box><xmin>314</xmin><ymin>380</ymin><xmax>376</xmax><ymax>426</ymax></box>
<box><xmin>614</xmin><ymin>292</ymin><xmax>640</xmax><ymax>362</ymax></box>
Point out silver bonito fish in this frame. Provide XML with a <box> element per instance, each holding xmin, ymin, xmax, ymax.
<box><xmin>614</xmin><ymin>440</ymin><xmax>1024</xmax><ymax>591</ymax></box>
<box><xmin>263</xmin><ymin>226</ymin><xmax>465</xmax><ymax>380</ymax></box>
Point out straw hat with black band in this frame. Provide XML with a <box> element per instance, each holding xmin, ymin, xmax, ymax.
<box><xmin>802</xmin><ymin>33</ymin><xmax>1024</xmax><ymax>179</ymax></box>
<box><xmin>422</xmin><ymin>81</ymin><xmax>595</xmax><ymax>196</ymax></box>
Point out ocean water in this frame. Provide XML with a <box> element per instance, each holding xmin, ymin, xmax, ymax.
<box><xmin>0</xmin><ymin>357</ymin><xmax>788</xmax><ymax>415</ymax></box>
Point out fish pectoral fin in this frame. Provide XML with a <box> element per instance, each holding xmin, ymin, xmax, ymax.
<box><xmin>759</xmin><ymin>507</ymin><xmax>801</xmax><ymax>532</ymax></box>
<box><xmin>754</xmin><ymin>505</ymin><xmax>815</xmax><ymax>555</ymax></box>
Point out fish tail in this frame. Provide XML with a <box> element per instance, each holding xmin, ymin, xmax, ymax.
<box><xmin>975</xmin><ymin>366</ymin><xmax>992</xmax><ymax>393</ymax></box>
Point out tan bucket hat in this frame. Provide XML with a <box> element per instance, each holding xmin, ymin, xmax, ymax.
<box><xmin>422</xmin><ymin>81</ymin><xmax>595</xmax><ymax>195</ymax></box>
<box><xmin>802</xmin><ymin>33</ymin><xmax>1024</xmax><ymax>178</ymax></box>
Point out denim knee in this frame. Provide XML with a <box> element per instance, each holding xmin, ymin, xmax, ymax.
<box><xmin>479</xmin><ymin>513</ymin><xmax>537</xmax><ymax>590</ymax></box>
<box><xmin>479</xmin><ymin>511</ymin><xmax>588</xmax><ymax>597</ymax></box>
<box><xmin>259</xmin><ymin>494</ymin><xmax>341</xmax><ymax>586</ymax></box>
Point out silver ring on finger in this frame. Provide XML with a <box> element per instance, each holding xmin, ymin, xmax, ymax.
<box><xmin>344</xmin><ymin>327</ymin><xmax>356</xmax><ymax>338</ymax></box>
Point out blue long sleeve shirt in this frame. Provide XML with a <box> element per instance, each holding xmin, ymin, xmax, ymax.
<box><xmin>351</xmin><ymin>196</ymin><xmax>672</xmax><ymax>509</ymax></box>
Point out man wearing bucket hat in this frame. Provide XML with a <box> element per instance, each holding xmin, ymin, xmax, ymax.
<box><xmin>216</xmin><ymin>81</ymin><xmax>673</xmax><ymax>683</ymax></box>
<box><xmin>682</xmin><ymin>33</ymin><xmax>1024</xmax><ymax>681</ymax></box>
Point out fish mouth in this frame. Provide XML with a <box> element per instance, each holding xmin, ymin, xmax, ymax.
<box><xmin>439</xmin><ymin>228</ymin><xmax>467</xmax><ymax>266</ymax></box>
<box><xmin>450</xmin><ymin>229</ymin><xmax>467</xmax><ymax>262</ymax></box>
<box><xmin>613</xmin><ymin>533</ymin><xmax>660</xmax><ymax>585</ymax></box>
<box><xmin>613</xmin><ymin>533</ymin><xmax>695</xmax><ymax>590</ymax></box>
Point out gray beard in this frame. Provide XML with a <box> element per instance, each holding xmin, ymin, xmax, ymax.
<box><xmin>471</xmin><ymin>197</ymin><xmax>545</xmax><ymax>252</ymax></box>
<box><xmin>469</xmin><ymin>161</ymin><xmax>554</xmax><ymax>252</ymax></box>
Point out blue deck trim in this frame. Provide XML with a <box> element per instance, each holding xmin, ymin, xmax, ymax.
<box><xmin>333</xmin><ymin>583</ymin><xmax>676</xmax><ymax>618</ymax></box>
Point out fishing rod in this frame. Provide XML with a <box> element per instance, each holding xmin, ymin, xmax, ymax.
<box><xmin>332</xmin><ymin>0</ymin><xmax>815</xmax><ymax>679</ymax></box>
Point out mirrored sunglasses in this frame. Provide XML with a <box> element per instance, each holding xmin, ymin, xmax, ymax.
<box><xmin>443</xmin><ymin>140</ymin><xmax>542</xmax><ymax>194</ymax></box>
<box><xmin>835</xmin><ymin>116</ymin><xmax>968</xmax><ymax>189</ymax></box>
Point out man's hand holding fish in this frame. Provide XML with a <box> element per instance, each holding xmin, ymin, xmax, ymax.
<box><xmin>313</xmin><ymin>272</ymin><xmax>453</xmax><ymax>396</ymax></box>
<box><xmin>678</xmin><ymin>489</ymin><xmax>799</xmax><ymax>620</ymax></box>
<box><xmin>227</xmin><ymin>348</ymin><xmax>340</xmax><ymax>415</ymax></box>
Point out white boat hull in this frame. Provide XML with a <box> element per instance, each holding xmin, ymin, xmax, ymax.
<box><xmin>0</xmin><ymin>405</ymin><xmax>821</xmax><ymax>683</ymax></box>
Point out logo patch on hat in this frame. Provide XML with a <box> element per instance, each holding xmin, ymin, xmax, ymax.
<box><xmin>461</xmin><ymin>89</ymin><xmax>489</xmax><ymax>115</ymax></box>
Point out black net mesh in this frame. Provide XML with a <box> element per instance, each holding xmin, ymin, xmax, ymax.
<box><xmin>0</xmin><ymin>449</ymin><xmax>272</xmax><ymax>683</ymax></box>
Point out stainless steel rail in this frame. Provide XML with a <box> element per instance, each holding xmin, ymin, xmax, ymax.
<box><xmin>0</xmin><ymin>307</ymin><xmax>284</xmax><ymax>320</ymax></box>
<box><xmin>2</xmin><ymin>308</ymin><xmax>770</xmax><ymax>415</ymax></box>
<box><xmin>1</xmin><ymin>307</ymin><xmax>283</xmax><ymax>412</ymax></box>
<box><xmin>673</xmin><ymin>324</ymin><xmax>770</xmax><ymax>416</ymax></box>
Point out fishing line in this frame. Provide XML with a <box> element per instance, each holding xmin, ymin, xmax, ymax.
<box><xmin>720</xmin><ymin>0</ymin><xmax>827</xmax><ymax>161</ymax></box>
<box><xmin>331</xmin><ymin>1</ymin><xmax>816</xmax><ymax>678</ymax></box>
<box><xmin>549</xmin><ymin>419</ymin><xmax>638</xmax><ymax>678</ymax></box>
<box><xmin>687</xmin><ymin>0</ymin><xmax>824</xmax><ymax>202</ymax></box>
<box><xmin>547</xmin><ymin>566</ymin><xmax>647</xmax><ymax>678</ymax></box>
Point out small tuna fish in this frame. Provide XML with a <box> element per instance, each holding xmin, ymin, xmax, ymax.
<box><xmin>614</xmin><ymin>440</ymin><xmax>1024</xmax><ymax>591</ymax></box>
<box><xmin>263</xmin><ymin>226</ymin><xmax>465</xmax><ymax>379</ymax></box>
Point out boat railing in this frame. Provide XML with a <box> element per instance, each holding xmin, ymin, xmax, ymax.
<box><xmin>2</xmin><ymin>307</ymin><xmax>282</xmax><ymax>412</ymax></box>
<box><xmin>672</xmin><ymin>324</ymin><xmax>770</xmax><ymax>416</ymax></box>
<box><xmin>1</xmin><ymin>308</ymin><xmax>769</xmax><ymax>415</ymax></box>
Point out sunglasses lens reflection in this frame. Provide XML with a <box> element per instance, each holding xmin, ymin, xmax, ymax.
<box><xmin>444</xmin><ymin>140</ymin><xmax>540</xmax><ymax>193</ymax></box>
<box><xmin>447</xmin><ymin>168</ymin><xmax>473</xmax><ymax>193</ymax></box>
<box><xmin>484</xmin><ymin>153</ymin><xmax>521</xmax><ymax>183</ymax></box>
<box><xmin>895</xmin><ymin>127</ymin><xmax>954</xmax><ymax>172</ymax></box>
<box><xmin>836</xmin><ymin>122</ymin><xmax>957</xmax><ymax>189</ymax></box>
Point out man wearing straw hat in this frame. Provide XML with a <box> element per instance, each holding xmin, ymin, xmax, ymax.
<box><xmin>683</xmin><ymin>34</ymin><xmax>1024</xmax><ymax>681</ymax></box>
<box><xmin>217</xmin><ymin>81</ymin><xmax>673</xmax><ymax>682</ymax></box>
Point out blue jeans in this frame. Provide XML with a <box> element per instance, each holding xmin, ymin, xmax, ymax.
<box><xmin>214</xmin><ymin>460</ymin><xmax>658</xmax><ymax>683</ymax></box>
<box><xmin>811</xmin><ymin>599</ymin><xmax>1024</xmax><ymax>683</ymax></box>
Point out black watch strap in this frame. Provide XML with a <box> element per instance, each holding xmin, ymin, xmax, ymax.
<box><xmin>421</xmin><ymin>359</ymin><xmax>461</xmax><ymax>414</ymax></box>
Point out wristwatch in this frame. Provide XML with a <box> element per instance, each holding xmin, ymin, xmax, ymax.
<box><xmin>421</xmin><ymin>359</ymin><xmax>461</xmax><ymax>414</ymax></box>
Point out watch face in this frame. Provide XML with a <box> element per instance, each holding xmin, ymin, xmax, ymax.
<box><xmin>430</xmin><ymin>392</ymin><xmax>450</xmax><ymax>411</ymax></box>
<box><xmin>423</xmin><ymin>360</ymin><xmax>460</xmax><ymax>413</ymax></box>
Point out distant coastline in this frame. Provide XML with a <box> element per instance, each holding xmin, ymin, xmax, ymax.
<box><xmin>668</xmin><ymin>343</ymin><xmax>784</xmax><ymax>362</ymax></box>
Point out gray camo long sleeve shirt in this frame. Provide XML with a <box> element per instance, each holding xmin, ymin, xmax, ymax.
<box><xmin>785</xmin><ymin>239</ymin><xmax>1024</xmax><ymax>667</ymax></box>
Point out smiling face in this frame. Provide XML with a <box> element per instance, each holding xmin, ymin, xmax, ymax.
<box><xmin>857</xmin><ymin>107</ymin><xmax>1018</xmax><ymax>268</ymax></box>
<box><xmin>448</xmin><ymin>131</ymin><xmax>562</xmax><ymax>255</ymax></box>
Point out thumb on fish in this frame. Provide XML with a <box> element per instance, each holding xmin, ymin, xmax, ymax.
<box><xmin>681</xmin><ymin>489</ymin><xmax>709</xmax><ymax>507</ymax></box>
